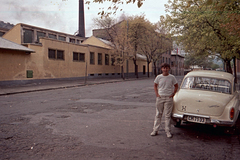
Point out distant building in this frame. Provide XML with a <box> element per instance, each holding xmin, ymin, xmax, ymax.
<box><xmin>236</xmin><ymin>59</ymin><xmax>240</xmax><ymax>75</ymax></box>
<box><xmin>0</xmin><ymin>21</ymin><xmax>14</xmax><ymax>37</ymax></box>
<box><xmin>171</xmin><ymin>53</ymin><xmax>184</xmax><ymax>76</ymax></box>
<box><xmin>0</xmin><ymin>23</ymin><xmax>150</xmax><ymax>82</ymax></box>
<box><xmin>155</xmin><ymin>50</ymin><xmax>172</xmax><ymax>75</ymax></box>
<box><xmin>172</xmin><ymin>41</ymin><xmax>187</xmax><ymax>57</ymax></box>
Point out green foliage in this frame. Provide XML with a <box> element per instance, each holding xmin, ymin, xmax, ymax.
<box><xmin>211</xmin><ymin>63</ymin><xmax>220</xmax><ymax>70</ymax></box>
<box><xmin>165</xmin><ymin>0</ymin><xmax>240</xmax><ymax>73</ymax></box>
<box><xmin>126</xmin><ymin>15</ymin><xmax>172</xmax><ymax>77</ymax></box>
<box><xmin>184</xmin><ymin>53</ymin><xmax>220</xmax><ymax>70</ymax></box>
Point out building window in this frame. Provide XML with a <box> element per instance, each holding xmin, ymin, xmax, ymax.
<box><xmin>58</xmin><ymin>36</ymin><xmax>66</xmax><ymax>41</ymax></box>
<box><xmin>48</xmin><ymin>49</ymin><xmax>64</xmax><ymax>60</ymax></box>
<box><xmin>70</xmin><ymin>38</ymin><xmax>75</xmax><ymax>43</ymax></box>
<box><xmin>23</xmin><ymin>29</ymin><xmax>33</xmax><ymax>43</ymax></box>
<box><xmin>169</xmin><ymin>58</ymin><xmax>171</xmax><ymax>64</ymax></box>
<box><xmin>37</xmin><ymin>31</ymin><xmax>46</xmax><ymax>42</ymax></box>
<box><xmin>73</xmin><ymin>52</ymin><xmax>78</xmax><ymax>61</ymax></box>
<box><xmin>57</xmin><ymin>50</ymin><xmax>64</xmax><ymax>60</ymax></box>
<box><xmin>77</xmin><ymin>40</ymin><xmax>80</xmax><ymax>44</ymax></box>
<box><xmin>48</xmin><ymin>49</ymin><xmax>55</xmax><ymax>59</ymax></box>
<box><xmin>105</xmin><ymin>54</ymin><xmax>109</xmax><ymax>65</ymax></box>
<box><xmin>90</xmin><ymin>52</ymin><xmax>95</xmax><ymax>64</ymax></box>
<box><xmin>98</xmin><ymin>53</ymin><xmax>102</xmax><ymax>65</ymax></box>
<box><xmin>73</xmin><ymin>52</ymin><xmax>85</xmax><ymax>62</ymax></box>
<box><xmin>162</xmin><ymin>57</ymin><xmax>164</xmax><ymax>63</ymax></box>
<box><xmin>49</xmin><ymin>34</ymin><xmax>57</xmax><ymax>39</ymax></box>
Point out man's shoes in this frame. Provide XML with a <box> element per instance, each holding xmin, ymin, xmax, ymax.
<box><xmin>150</xmin><ymin>131</ymin><xmax>158</xmax><ymax>136</ymax></box>
<box><xmin>166</xmin><ymin>132</ymin><xmax>172</xmax><ymax>138</ymax></box>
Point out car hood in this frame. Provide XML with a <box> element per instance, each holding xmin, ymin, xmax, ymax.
<box><xmin>174</xmin><ymin>89</ymin><xmax>233</xmax><ymax>116</ymax></box>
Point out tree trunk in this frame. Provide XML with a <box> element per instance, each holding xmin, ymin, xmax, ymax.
<box><xmin>133</xmin><ymin>58</ymin><xmax>138</xmax><ymax>78</ymax></box>
<box><xmin>225</xmin><ymin>59</ymin><xmax>233</xmax><ymax>74</ymax></box>
<box><xmin>153</xmin><ymin>61</ymin><xmax>157</xmax><ymax>77</ymax></box>
<box><xmin>147</xmin><ymin>61</ymin><xmax>150</xmax><ymax>78</ymax></box>
<box><xmin>121</xmin><ymin>66</ymin><xmax>125</xmax><ymax>80</ymax></box>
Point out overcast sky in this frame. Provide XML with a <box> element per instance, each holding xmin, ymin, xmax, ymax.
<box><xmin>0</xmin><ymin>0</ymin><xmax>169</xmax><ymax>37</ymax></box>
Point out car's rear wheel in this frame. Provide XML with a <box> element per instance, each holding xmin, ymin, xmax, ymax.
<box><xmin>174</xmin><ymin>120</ymin><xmax>181</xmax><ymax>127</ymax></box>
<box><xmin>225</xmin><ymin>112</ymin><xmax>240</xmax><ymax>134</ymax></box>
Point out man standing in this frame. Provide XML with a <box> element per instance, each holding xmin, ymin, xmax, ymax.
<box><xmin>151</xmin><ymin>63</ymin><xmax>178</xmax><ymax>138</ymax></box>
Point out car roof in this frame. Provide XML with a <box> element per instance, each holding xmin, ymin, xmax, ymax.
<box><xmin>185</xmin><ymin>70</ymin><xmax>234</xmax><ymax>82</ymax></box>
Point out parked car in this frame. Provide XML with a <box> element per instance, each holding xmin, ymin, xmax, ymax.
<box><xmin>172</xmin><ymin>70</ymin><xmax>240</xmax><ymax>127</ymax></box>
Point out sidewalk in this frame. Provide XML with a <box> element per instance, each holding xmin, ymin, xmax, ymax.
<box><xmin>0</xmin><ymin>77</ymin><xmax>145</xmax><ymax>96</ymax></box>
<box><xmin>0</xmin><ymin>76</ymin><xmax>184</xmax><ymax>96</ymax></box>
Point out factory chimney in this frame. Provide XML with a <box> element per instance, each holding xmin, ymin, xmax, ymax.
<box><xmin>77</xmin><ymin>0</ymin><xmax>85</xmax><ymax>37</ymax></box>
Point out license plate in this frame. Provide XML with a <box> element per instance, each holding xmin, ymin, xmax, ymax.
<box><xmin>187</xmin><ymin>116</ymin><xmax>206</xmax><ymax>124</ymax></box>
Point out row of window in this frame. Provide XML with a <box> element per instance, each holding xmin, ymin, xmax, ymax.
<box><xmin>23</xmin><ymin>29</ymin><xmax>83</xmax><ymax>44</ymax></box>
<box><xmin>48</xmin><ymin>49</ymin><xmax>113</xmax><ymax>65</ymax></box>
<box><xmin>162</xmin><ymin>57</ymin><xmax>171</xmax><ymax>64</ymax></box>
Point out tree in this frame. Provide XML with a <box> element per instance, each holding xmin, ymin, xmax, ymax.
<box><xmin>211</xmin><ymin>63</ymin><xmax>220</xmax><ymax>70</ymax></box>
<box><xmin>94</xmin><ymin>14</ymin><xmax>172</xmax><ymax>78</ymax></box>
<box><xmin>184</xmin><ymin>53</ymin><xmax>215</xmax><ymax>69</ymax></box>
<box><xmin>138</xmin><ymin>23</ymin><xmax>159</xmax><ymax>77</ymax></box>
<box><xmin>205</xmin><ymin>0</ymin><xmax>240</xmax><ymax>37</ymax></box>
<box><xmin>86</xmin><ymin>0</ymin><xmax>145</xmax><ymax>16</ymax></box>
<box><xmin>165</xmin><ymin>0</ymin><xmax>240</xmax><ymax>74</ymax></box>
<box><xmin>93</xmin><ymin>16</ymin><xmax>129</xmax><ymax>79</ymax></box>
<box><xmin>127</xmin><ymin>15</ymin><xmax>149</xmax><ymax>78</ymax></box>
<box><xmin>137</xmin><ymin>15</ymin><xmax>173</xmax><ymax>77</ymax></box>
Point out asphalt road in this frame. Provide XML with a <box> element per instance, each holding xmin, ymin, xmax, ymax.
<box><xmin>0</xmin><ymin>78</ymin><xmax>240</xmax><ymax>160</ymax></box>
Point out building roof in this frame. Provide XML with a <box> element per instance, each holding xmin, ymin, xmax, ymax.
<box><xmin>0</xmin><ymin>37</ymin><xmax>35</xmax><ymax>53</ymax></box>
<box><xmin>97</xmin><ymin>38</ymin><xmax>114</xmax><ymax>47</ymax></box>
<box><xmin>171</xmin><ymin>53</ymin><xmax>185</xmax><ymax>58</ymax></box>
<box><xmin>136</xmin><ymin>54</ymin><xmax>147</xmax><ymax>60</ymax></box>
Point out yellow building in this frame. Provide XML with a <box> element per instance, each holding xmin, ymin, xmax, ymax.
<box><xmin>0</xmin><ymin>23</ymin><xmax>151</xmax><ymax>82</ymax></box>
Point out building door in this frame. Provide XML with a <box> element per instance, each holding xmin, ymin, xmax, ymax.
<box><xmin>143</xmin><ymin>65</ymin><xmax>146</xmax><ymax>75</ymax></box>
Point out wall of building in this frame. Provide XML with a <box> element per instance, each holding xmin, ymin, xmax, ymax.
<box><xmin>171</xmin><ymin>55</ymin><xmax>184</xmax><ymax>76</ymax></box>
<box><xmin>0</xmin><ymin>23</ymin><xmax>152</xmax><ymax>82</ymax></box>
<box><xmin>87</xmin><ymin>45</ymin><xmax>120</xmax><ymax>77</ymax></box>
<box><xmin>2</xmin><ymin>24</ymin><xmax>22</xmax><ymax>44</ymax></box>
<box><xmin>92</xmin><ymin>29</ymin><xmax>110</xmax><ymax>41</ymax></box>
<box><xmin>40</xmin><ymin>38</ymin><xmax>88</xmax><ymax>78</ymax></box>
<box><xmin>0</xmin><ymin>39</ymin><xmax>122</xmax><ymax>81</ymax></box>
<box><xmin>0</xmin><ymin>49</ymin><xmax>31</xmax><ymax>81</ymax></box>
<box><xmin>236</xmin><ymin>59</ymin><xmax>240</xmax><ymax>74</ymax></box>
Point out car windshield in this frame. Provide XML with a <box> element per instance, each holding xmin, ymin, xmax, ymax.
<box><xmin>181</xmin><ymin>76</ymin><xmax>231</xmax><ymax>94</ymax></box>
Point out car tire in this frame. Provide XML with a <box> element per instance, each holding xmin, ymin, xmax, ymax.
<box><xmin>174</xmin><ymin>120</ymin><xmax>181</xmax><ymax>127</ymax></box>
<box><xmin>234</xmin><ymin>112</ymin><xmax>240</xmax><ymax>134</ymax></box>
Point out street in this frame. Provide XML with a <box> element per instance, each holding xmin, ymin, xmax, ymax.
<box><xmin>0</xmin><ymin>78</ymin><xmax>240</xmax><ymax>160</ymax></box>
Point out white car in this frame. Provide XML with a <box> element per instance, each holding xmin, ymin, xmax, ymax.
<box><xmin>172</xmin><ymin>70</ymin><xmax>240</xmax><ymax>127</ymax></box>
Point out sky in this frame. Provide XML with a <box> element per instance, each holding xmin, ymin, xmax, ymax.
<box><xmin>0</xmin><ymin>0</ymin><xmax>169</xmax><ymax>37</ymax></box>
